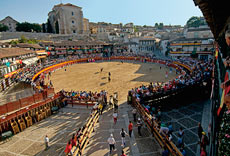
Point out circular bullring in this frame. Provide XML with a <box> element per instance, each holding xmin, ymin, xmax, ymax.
<box><xmin>45</xmin><ymin>60</ymin><xmax>178</xmax><ymax>104</ymax></box>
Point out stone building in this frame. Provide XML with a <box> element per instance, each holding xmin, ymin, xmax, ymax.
<box><xmin>0</xmin><ymin>16</ymin><xmax>18</xmax><ymax>32</ymax></box>
<box><xmin>48</xmin><ymin>3</ymin><xmax>84</xmax><ymax>34</ymax></box>
<box><xmin>83</xmin><ymin>18</ymin><xmax>89</xmax><ymax>34</ymax></box>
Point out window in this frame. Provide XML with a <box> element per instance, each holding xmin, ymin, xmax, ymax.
<box><xmin>72</xmin><ymin>12</ymin><xmax>74</xmax><ymax>16</ymax></box>
<box><xmin>72</xmin><ymin>21</ymin><xmax>74</xmax><ymax>24</ymax></box>
<box><xmin>73</xmin><ymin>30</ymin><xmax>76</xmax><ymax>33</ymax></box>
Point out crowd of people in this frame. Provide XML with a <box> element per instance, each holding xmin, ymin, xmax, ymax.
<box><xmin>128</xmin><ymin>57</ymin><xmax>213</xmax><ymax>156</ymax></box>
<box><xmin>62</xmin><ymin>90</ymin><xmax>107</xmax><ymax>103</ymax></box>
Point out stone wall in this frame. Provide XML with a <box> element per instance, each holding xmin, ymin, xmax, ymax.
<box><xmin>0</xmin><ymin>32</ymin><xmax>93</xmax><ymax>41</ymax></box>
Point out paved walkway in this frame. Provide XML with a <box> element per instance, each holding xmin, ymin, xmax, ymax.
<box><xmin>160</xmin><ymin>100</ymin><xmax>210</xmax><ymax>156</ymax></box>
<box><xmin>83</xmin><ymin>102</ymin><xmax>162</xmax><ymax>156</ymax></box>
<box><xmin>0</xmin><ymin>106</ymin><xmax>91</xmax><ymax>156</ymax></box>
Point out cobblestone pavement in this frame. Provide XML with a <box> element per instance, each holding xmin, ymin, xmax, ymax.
<box><xmin>0</xmin><ymin>106</ymin><xmax>91</xmax><ymax>156</ymax></box>
<box><xmin>160</xmin><ymin>100</ymin><xmax>210</xmax><ymax>156</ymax></box>
<box><xmin>83</xmin><ymin>102</ymin><xmax>162</xmax><ymax>156</ymax></box>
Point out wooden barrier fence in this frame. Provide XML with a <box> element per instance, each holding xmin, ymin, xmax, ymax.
<box><xmin>71</xmin><ymin>110</ymin><xmax>100</xmax><ymax>156</ymax></box>
<box><xmin>131</xmin><ymin>96</ymin><xmax>183</xmax><ymax>156</ymax></box>
<box><xmin>0</xmin><ymin>89</ymin><xmax>61</xmax><ymax>136</ymax></box>
<box><xmin>65</xmin><ymin>97</ymin><xmax>97</xmax><ymax>107</ymax></box>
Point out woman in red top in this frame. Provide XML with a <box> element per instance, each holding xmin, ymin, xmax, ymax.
<box><xmin>64</xmin><ymin>140</ymin><xmax>72</xmax><ymax>155</ymax></box>
<box><xmin>71</xmin><ymin>134</ymin><xmax>76</xmax><ymax>147</ymax></box>
<box><xmin>120</xmin><ymin>150</ymin><xmax>127</xmax><ymax>156</ymax></box>
<box><xmin>128</xmin><ymin>121</ymin><xmax>133</xmax><ymax>137</ymax></box>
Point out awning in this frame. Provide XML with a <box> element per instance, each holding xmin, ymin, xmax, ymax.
<box><xmin>38</xmin><ymin>55</ymin><xmax>47</xmax><ymax>59</ymax></box>
<box><xmin>22</xmin><ymin>57</ymin><xmax>39</xmax><ymax>65</ymax></box>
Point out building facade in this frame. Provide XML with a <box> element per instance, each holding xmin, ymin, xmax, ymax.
<box><xmin>139</xmin><ymin>38</ymin><xmax>156</xmax><ymax>54</ymax></box>
<box><xmin>0</xmin><ymin>16</ymin><xmax>18</xmax><ymax>32</ymax></box>
<box><xmin>169</xmin><ymin>25</ymin><xmax>214</xmax><ymax>60</ymax></box>
<box><xmin>48</xmin><ymin>3</ymin><xmax>84</xmax><ymax>34</ymax></box>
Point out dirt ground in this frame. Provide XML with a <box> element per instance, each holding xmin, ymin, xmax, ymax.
<box><xmin>48</xmin><ymin>61</ymin><xmax>177</xmax><ymax>104</ymax></box>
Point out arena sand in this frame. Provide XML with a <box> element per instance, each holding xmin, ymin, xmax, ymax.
<box><xmin>48</xmin><ymin>61</ymin><xmax>177</xmax><ymax>104</ymax></box>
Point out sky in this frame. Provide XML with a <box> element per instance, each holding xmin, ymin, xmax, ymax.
<box><xmin>0</xmin><ymin>0</ymin><xmax>203</xmax><ymax>26</ymax></box>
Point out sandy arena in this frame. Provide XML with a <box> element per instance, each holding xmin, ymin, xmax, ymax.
<box><xmin>49</xmin><ymin>61</ymin><xmax>177</xmax><ymax>104</ymax></box>
<box><xmin>0</xmin><ymin>61</ymin><xmax>177</xmax><ymax>156</ymax></box>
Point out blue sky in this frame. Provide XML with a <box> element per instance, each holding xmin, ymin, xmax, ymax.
<box><xmin>0</xmin><ymin>0</ymin><xmax>203</xmax><ymax>26</ymax></box>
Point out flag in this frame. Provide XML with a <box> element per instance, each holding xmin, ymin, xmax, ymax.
<box><xmin>217</xmin><ymin>73</ymin><xmax>230</xmax><ymax>116</ymax></box>
<box><xmin>215</xmin><ymin>47</ymin><xmax>218</xmax><ymax>59</ymax></box>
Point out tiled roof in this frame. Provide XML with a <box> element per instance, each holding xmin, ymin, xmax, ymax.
<box><xmin>40</xmin><ymin>40</ymin><xmax>109</xmax><ymax>47</ymax></box>
<box><xmin>0</xmin><ymin>48</ymin><xmax>35</xmax><ymax>59</ymax></box>
<box><xmin>17</xmin><ymin>43</ymin><xmax>43</xmax><ymax>49</ymax></box>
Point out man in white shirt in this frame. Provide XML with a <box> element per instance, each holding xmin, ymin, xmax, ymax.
<box><xmin>107</xmin><ymin>134</ymin><xmax>116</xmax><ymax>154</ymax></box>
<box><xmin>45</xmin><ymin>135</ymin><xmax>49</xmax><ymax>150</ymax></box>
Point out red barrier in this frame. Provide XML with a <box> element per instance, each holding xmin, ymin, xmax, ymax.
<box><xmin>20</xmin><ymin>96</ymin><xmax>35</xmax><ymax>108</ymax></box>
<box><xmin>47</xmin><ymin>88</ymin><xmax>55</xmax><ymax>98</ymax></box>
<box><xmin>33</xmin><ymin>93</ymin><xmax>44</xmax><ymax>103</ymax></box>
<box><xmin>6</xmin><ymin>101</ymin><xmax>21</xmax><ymax>113</ymax></box>
<box><xmin>0</xmin><ymin>105</ymin><xmax>8</xmax><ymax>116</ymax></box>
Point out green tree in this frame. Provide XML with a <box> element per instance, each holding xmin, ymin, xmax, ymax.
<box><xmin>0</xmin><ymin>24</ymin><xmax>9</xmax><ymax>32</ymax></box>
<box><xmin>186</xmin><ymin>16</ymin><xmax>205</xmax><ymax>28</ymax></box>
<box><xmin>42</xmin><ymin>23</ymin><xmax>46</xmax><ymax>33</ymax></box>
<box><xmin>16</xmin><ymin>22</ymin><xmax>41</xmax><ymax>32</ymax></box>
<box><xmin>159</xmin><ymin>23</ymin><xmax>164</xmax><ymax>29</ymax></box>
<box><xmin>134</xmin><ymin>26</ymin><xmax>139</xmax><ymax>32</ymax></box>
<box><xmin>155</xmin><ymin>23</ymin><xmax>159</xmax><ymax>28</ymax></box>
<box><xmin>19</xmin><ymin>35</ymin><xmax>27</xmax><ymax>43</ymax></box>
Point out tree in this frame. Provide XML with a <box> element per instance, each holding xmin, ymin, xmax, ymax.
<box><xmin>42</xmin><ymin>23</ymin><xmax>46</xmax><ymax>33</ymax></box>
<box><xmin>186</xmin><ymin>16</ymin><xmax>205</xmax><ymax>28</ymax></box>
<box><xmin>19</xmin><ymin>35</ymin><xmax>27</xmax><ymax>43</ymax></box>
<box><xmin>155</xmin><ymin>23</ymin><xmax>159</xmax><ymax>28</ymax></box>
<box><xmin>159</xmin><ymin>23</ymin><xmax>164</xmax><ymax>29</ymax></box>
<box><xmin>16</xmin><ymin>22</ymin><xmax>41</xmax><ymax>32</ymax></box>
<box><xmin>134</xmin><ymin>26</ymin><xmax>139</xmax><ymax>32</ymax></box>
<box><xmin>0</xmin><ymin>24</ymin><xmax>9</xmax><ymax>32</ymax></box>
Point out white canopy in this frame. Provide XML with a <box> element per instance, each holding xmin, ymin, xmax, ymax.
<box><xmin>22</xmin><ymin>57</ymin><xmax>39</xmax><ymax>65</ymax></box>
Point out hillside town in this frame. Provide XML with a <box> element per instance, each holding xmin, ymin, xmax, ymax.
<box><xmin>0</xmin><ymin>3</ymin><xmax>214</xmax><ymax>78</ymax></box>
<box><xmin>1</xmin><ymin>1</ymin><xmax>229</xmax><ymax>156</ymax></box>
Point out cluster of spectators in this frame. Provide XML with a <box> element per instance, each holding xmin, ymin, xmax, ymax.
<box><xmin>62</xmin><ymin>90</ymin><xmax>107</xmax><ymax>103</ymax></box>
<box><xmin>128</xmin><ymin>57</ymin><xmax>213</xmax><ymax>156</ymax></box>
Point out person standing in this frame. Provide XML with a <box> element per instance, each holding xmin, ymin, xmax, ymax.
<box><xmin>162</xmin><ymin>146</ymin><xmax>169</xmax><ymax>156</ymax></box>
<box><xmin>98</xmin><ymin>103</ymin><xmax>103</xmax><ymax>115</ymax></box>
<box><xmin>128</xmin><ymin>121</ymin><xmax>133</xmax><ymax>137</ymax></box>
<box><xmin>137</xmin><ymin>118</ymin><xmax>142</xmax><ymax>136</ymax></box>
<box><xmin>109</xmin><ymin>95</ymin><xmax>113</xmax><ymax>108</ymax></box>
<box><xmin>198</xmin><ymin>123</ymin><xmax>203</xmax><ymax>142</ymax></box>
<box><xmin>45</xmin><ymin>135</ymin><xmax>49</xmax><ymax>150</ymax></box>
<box><xmin>113</xmin><ymin>111</ymin><xmax>118</xmax><ymax>124</ymax></box>
<box><xmin>108</xmin><ymin>134</ymin><xmax>116</xmax><ymax>154</ymax></box>
<box><xmin>120</xmin><ymin>128</ymin><xmax>128</xmax><ymax>147</ymax></box>
<box><xmin>132</xmin><ymin>108</ymin><xmax>137</xmax><ymax>122</ymax></box>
